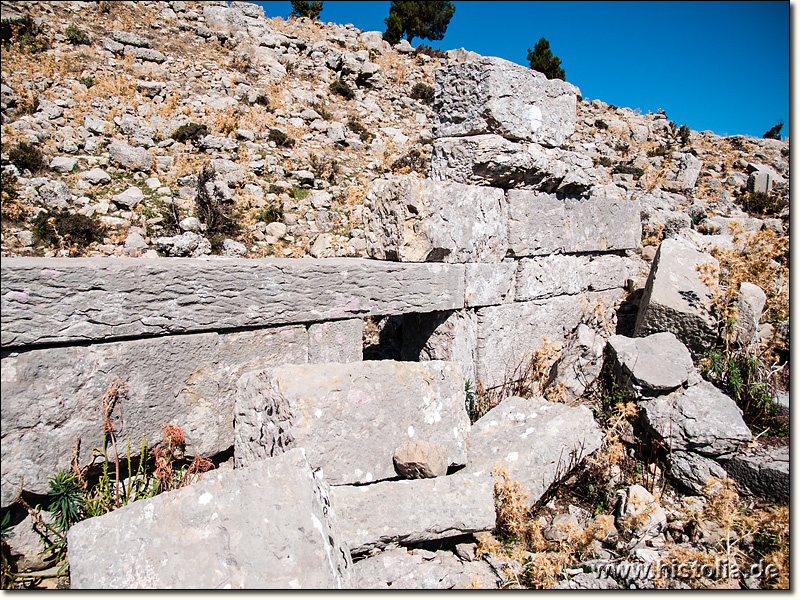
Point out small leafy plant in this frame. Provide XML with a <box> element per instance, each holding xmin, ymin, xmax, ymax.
<box><xmin>329</xmin><ymin>79</ymin><xmax>355</xmax><ymax>100</ymax></box>
<box><xmin>268</xmin><ymin>128</ymin><xmax>295</xmax><ymax>148</ymax></box>
<box><xmin>64</xmin><ymin>24</ymin><xmax>90</xmax><ymax>45</ymax></box>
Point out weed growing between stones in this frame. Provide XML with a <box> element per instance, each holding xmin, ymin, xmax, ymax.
<box><xmin>30</xmin><ymin>210</ymin><xmax>106</xmax><ymax>255</ymax></box>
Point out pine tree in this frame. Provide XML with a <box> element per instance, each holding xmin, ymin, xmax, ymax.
<box><xmin>763</xmin><ymin>120</ymin><xmax>784</xmax><ymax>140</ymax></box>
<box><xmin>527</xmin><ymin>37</ymin><xmax>565</xmax><ymax>80</ymax></box>
<box><xmin>290</xmin><ymin>0</ymin><xmax>323</xmax><ymax>20</ymax></box>
<box><xmin>382</xmin><ymin>1</ymin><xmax>455</xmax><ymax>45</ymax></box>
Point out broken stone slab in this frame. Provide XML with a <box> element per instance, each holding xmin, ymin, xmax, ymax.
<box><xmin>433</xmin><ymin>56</ymin><xmax>579</xmax><ymax>147</ymax></box>
<box><xmin>1</xmin><ymin>258</ymin><xmax>466</xmax><ymax>348</ymax></box>
<box><xmin>363</xmin><ymin>176</ymin><xmax>507</xmax><ymax>263</ymax></box>
<box><xmin>543</xmin><ymin>324</ymin><xmax>605</xmax><ymax>404</ymax></box>
<box><xmin>639</xmin><ymin>381</ymin><xmax>752</xmax><ymax>460</ymax></box>
<box><xmin>725</xmin><ymin>444</ymin><xmax>788</xmax><ymax>504</ymax></box>
<box><xmin>506</xmin><ymin>187</ymin><xmax>641</xmax><ymax>257</ymax></box>
<box><xmin>476</xmin><ymin>290</ymin><xmax>623</xmax><ymax>388</ymax></box>
<box><xmin>662</xmin><ymin>152</ymin><xmax>702</xmax><ymax>191</ymax></box>
<box><xmin>464</xmin><ymin>261</ymin><xmax>516</xmax><ymax>308</ymax></box>
<box><xmin>515</xmin><ymin>253</ymin><xmax>637</xmax><ymax>301</ymax></box>
<box><xmin>734</xmin><ymin>282</ymin><xmax>766</xmax><ymax>346</ymax></box>
<box><xmin>429</xmin><ymin>134</ymin><xmax>595</xmax><ymax>194</ymax></box>
<box><xmin>68</xmin><ymin>449</ymin><xmax>353</xmax><ymax>589</ymax></box>
<box><xmin>669</xmin><ymin>451</ymin><xmax>727</xmax><ymax>495</ymax></box>
<box><xmin>234</xmin><ymin>361</ymin><xmax>469</xmax><ymax>485</ymax></box>
<box><xmin>1</xmin><ymin>325</ymin><xmax>307</xmax><ymax>506</ymax></box>
<box><xmin>606</xmin><ymin>332</ymin><xmax>695</xmax><ymax>396</ymax></box>
<box><xmin>393</xmin><ymin>440</ymin><xmax>448</xmax><ymax>479</ymax></box>
<box><xmin>107</xmin><ymin>139</ymin><xmax>153</xmax><ymax>172</ymax></box>
<box><xmin>634</xmin><ymin>236</ymin><xmax>719</xmax><ymax>358</ymax></box>
<box><xmin>307</xmin><ymin>319</ymin><xmax>363</xmax><ymax>363</ymax></box>
<box><xmin>468</xmin><ymin>396</ymin><xmax>603</xmax><ymax>505</ymax></box>
<box><xmin>330</xmin><ymin>470</ymin><xmax>495</xmax><ymax>555</ymax></box>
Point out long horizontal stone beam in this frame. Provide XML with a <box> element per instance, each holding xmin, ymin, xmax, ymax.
<box><xmin>1</xmin><ymin>257</ymin><xmax>466</xmax><ymax>348</ymax></box>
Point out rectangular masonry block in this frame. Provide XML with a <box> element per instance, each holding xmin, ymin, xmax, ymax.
<box><xmin>308</xmin><ymin>319</ymin><xmax>363</xmax><ymax>363</ymax></box>
<box><xmin>515</xmin><ymin>254</ymin><xmax>637</xmax><ymax>301</ymax></box>
<box><xmin>464</xmin><ymin>261</ymin><xmax>516</xmax><ymax>308</ymax></box>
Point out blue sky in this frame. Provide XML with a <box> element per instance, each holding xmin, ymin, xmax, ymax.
<box><xmin>252</xmin><ymin>1</ymin><xmax>790</xmax><ymax>139</ymax></box>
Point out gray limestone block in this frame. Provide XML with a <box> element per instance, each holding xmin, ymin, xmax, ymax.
<box><xmin>634</xmin><ymin>236</ymin><xmax>719</xmax><ymax>358</ymax></box>
<box><xmin>725</xmin><ymin>444</ymin><xmax>788</xmax><ymax>504</ymax></box>
<box><xmin>429</xmin><ymin>135</ymin><xmax>594</xmax><ymax>194</ymax></box>
<box><xmin>669</xmin><ymin>451</ymin><xmax>727</xmax><ymax>494</ymax></box>
<box><xmin>401</xmin><ymin>309</ymin><xmax>478</xmax><ymax>385</ymax></box>
<box><xmin>107</xmin><ymin>139</ymin><xmax>154</xmax><ymax>172</ymax></box>
<box><xmin>1</xmin><ymin>326</ymin><xmax>307</xmax><ymax>506</ymax></box>
<box><xmin>330</xmin><ymin>470</ymin><xmax>495</xmax><ymax>555</ymax></box>
<box><xmin>543</xmin><ymin>323</ymin><xmax>605</xmax><ymax>403</ymax></box>
<box><xmin>475</xmin><ymin>290</ymin><xmax>623</xmax><ymax>388</ymax></box>
<box><xmin>433</xmin><ymin>56</ymin><xmax>579</xmax><ymax>147</ymax></box>
<box><xmin>639</xmin><ymin>381</ymin><xmax>752</xmax><ymax>460</ymax></box>
<box><xmin>468</xmin><ymin>396</ymin><xmax>603</xmax><ymax>505</ymax></box>
<box><xmin>393</xmin><ymin>440</ymin><xmax>448</xmax><ymax>479</ymax></box>
<box><xmin>234</xmin><ymin>360</ymin><xmax>470</xmax><ymax>485</ymax></box>
<box><xmin>68</xmin><ymin>449</ymin><xmax>354</xmax><ymax>589</ymax></box>
<box><xmin>1</xmin><ymin>258</ymin><xmax>465</xmax><ymax>348</ymax></box>
<box><xmin>464</xmin><ymin>261</ymin><xmax>516</xmax><ymax>308</ymax></box>
<box><xmin>515</xmin><ymin>254</ymin><xmax>637</xmax><ymax>301</ymax></box>
<box><xmin>109</xmin><ymin>30</ymin><xmax>152</xmax><ymax>48</ymax></box>
<box><xmin>506</xmin><ymin>187</ymin><xmax>640</xmax><ymax>257</ymax></box>
<box><xmin>363</xmin><ymin>176</ymin><xmax>507</xmax><ymax>263</ymax></box>
<box><xmin>734</xmin><ymin>282</ymin><xmax>767</xmax><ymax>346</ymax></box>
<box><xmin>308</xmin><ymin>319</ymin><xmax>363</xmax><ymax>363</ymax></box>
<box><xmin>606</xmin><ymin>332</ymin><xmax>694</xmax><ymax>396</ymax></box>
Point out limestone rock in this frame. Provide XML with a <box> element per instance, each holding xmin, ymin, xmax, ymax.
<box><xmin>108</xmin><ymin>139</ymin><xmax>154</xmax><ymax>172</ymax></box>
<box><xmin>364</xmin><ymin>176</ymin><xmax>507</xmax><ymax>263</ymax></box>
<box><xmin>156</xmin><ymin>231</ymin><xmax>211</xmax><ymax>257</ymax></box>
<box><xmin>68</xmin><ymin>449</ymin><xmax>353</xmax><ymax>589</ymax></box>
<box><xmin>307</xmin><ymin>319</ymin><xmax>363</xmax><ymax>363</ymax></box>
<box><xmin>234</xmin><ymin>360</ymin><xmax>469</xmax><ymax>484</ymax></box>
<box><xmin>615</xmin><ymin>484</ymin><xmax>667</xmax><ymax>542</ymax></box>
<box><xmin>5</xmin><ymin>511</ymin><xmax>59</xmax><ymax>572</ymax></box>
<box><xmin>112</xmin><ymin>186</ymin><xmax>145</xmax><ymax>209</ymax></box>
<box><xmin>36</xmin><ymin>180</ymin><xmax>71</xmax><ymax>209</ymax></box>
<box><xmin>464</xmin><ymin>262</ymin><xmax>516</xmax><ymax>308</ymax></box>
<box><xmin>468</xmin><ymin>396</ymin><xmax>603</xmax><ymax>505</ymax></box>
<box><xmin>606</xmin><ymin>332</ymin><xmax>694</xmax><ymax>396</ymax></box>
<box><xmin>734</xmin><ymin>282</ymin><xmax>766</xmax><ymax>346</ymax></box>
<box><xmin>393</xmin><ymin>440</ymin><xmax>448</xmax><ymax>479</ymax></box>
<box><xmin>433</xmin><ymin>56</ymin><xmax>579</xmax><ymax>147</ymax></box>
<box><xmin>515</xmin><ymin>254</ymin><xmax>637</xmax><ymax>301</ymax></box>
<box><xmin>543</xmin><ymin>324</ymin><xmax>605</xmax><ymax>403</ymax></box>
<box><xmin>639</xmin><ymin>381</ymin><xmax>752</xmax><ymax>460</ymax></box>
<box><xmin>669</xmin><ymin>451</ymin><xmax>727</xmax><ymax>494</ymax></box>
<box><xmin>725</xmin><ymin>444</ymin><xmax>789</xmax><ymax>504</ymax></box>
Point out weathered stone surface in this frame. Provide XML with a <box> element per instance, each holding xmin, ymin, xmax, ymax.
<box><xmin>155</xmin><ymin>231</ymin><xmax>211</xmax><ymax>257</ymax></box>
<box><xmin>506</xmin><ymin>187</ymin><xmax>640</xmax><ymax>257</ymax></box>
<box><xmin>634</xmin><ymin>236</ymin><xmax>719</xmax><ymax>357</ymax></box>
<box><xmin>662</xmin><ymin>152</ymin><xmax>702</xmax><ymax>192</ymax></box>
<box><xmin>476</xmin><ymin>290</ymin><xmax>622</xmax><ymax>388</ymax></box>
<box><xmin>68</xmin><ymin>449</ymin><xmax>354</xmax><ymax>589</ymax></box>
<box><xmin>393</xmin><ymin>440</ymin><xmax>448</xmax><ymax>479</ymax></box>
<box><xmin>363</xmin><ymin>176</ymin><xmax>507</xmax><ymax>263</ymax></box>
<box><xmin>725</xmin><ymin>444</ymin><xmax>788</xmax><ymax>504</ymax></box>
<box><xmin>734</xmin><ymin>282</ymin><xmax>766</xmax><ymax>346</ymax></box>
<box><xmin>515</xmin><ymin>254</ymin><xmax>637</xmax><ymax>301</ymax></box>
<box><xmin>433</xmin><ymin>56</ymin><xmax>579</xmax><ymax>147</ymax></box>
<box><xmin>234</xmin><ymin>361</ymin><xmax>469</xmax><ymax>484</ymax></box>
<box><xmin>464</xmin><ymin>261</ymin><xmax>516</xmax><ymax>308</ymax></box>
<box><xmin>5</xmin><ymin>511</ymin><xmax>59</xmax><ymax>572</ymax></box>
<box><xmin>401</xmin><ymin>309</ymin><xmax>477</xmax><ymax>385</ymax></box>
<box><xmin>331</xmin><ymin>470</ymin><xmax>495</xmax><ymax>554</ymax></box>
<box><xmin>429</xmin><ymin>134</ymin><xmax>594</xmax><ymax>194</ymax></box>
<box><xmin>307</xmin><ymin>319</ymin><xmax>362</xmax><ymax>363</ymax></box>
<box><xmin>0</xmin><ymin>326</ymin><xmax>306</xmax><ymax>506</ymax></box>
<box><xmin>614</xmin><ymin>484</ymin><xmax>667</xmax><ymax>544</ymax></box>
<box><xmin>107</xmin><ymin>139</ymin><xmax>153</xmax><ymax>171</ymax></box>
<box><xmin>639</xmin><ymin>381</ymin><xmax>752</xmax><ymax>460</ymax></box>
<box><xmin>553</xmin><ymin>572</ymin><xmax>621</xmax><ymax>590</ymax></box>
<box><xmin>669</xmin><ymin>451</ymin><xmax>727</xmax><ymax>494</ymax></box>
<box><xmin>1</xmin><ymin>258</ymin><xmax>466</xmax><ymax>347</ymax></box>
<box><xmin>607</xmin><ymin>332</ymin><xmax>694</xmax><ymax>396</ymax></box>
<box><xmin>352</xmin><ymin>547</ymin><xmax>499</xmax><ymax>589</ymax></box>
<box><xmin>468</xmin><ymin>396</ymin><xmax>603</xmax><ymax>505</ymax></box>
<box><xmin>543</xmin><ymin>324</ymin><xmax>605</xmax><ymax>403</ymax></box>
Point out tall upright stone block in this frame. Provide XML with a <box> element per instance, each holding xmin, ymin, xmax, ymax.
<box><xmin>401</xmin><ymin>310</ymin><xmax>478</xmax><ymax>384</ymax></box>
<box><xmin>308</xmin><ymin>319</ymin><xmax>363</xmax><ymax>363</ymax></box>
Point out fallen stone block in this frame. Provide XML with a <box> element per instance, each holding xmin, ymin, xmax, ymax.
<box><xmin>363</xmin><ymin>176</ymin><xmax>507</xmax><ymax>263</ymax></box>
<box><xmin>639</xmin><ymin>381</ymin><xmax>752</xmax><ymax>460</ymax></box>
<box><xmin>669</xmin><ymin>451</ymin><xmax>727</xmax><ymax>494</ymax></box>
<box><xmin>725</xmin><ymin>444</ymin><xmax>788</xmax><ymax>504</ymax></box>
<box><xmin>543</xmin><ymin>324</ymin><xmax>605</xmax><ymax>403</ymax></box>
<box><xmin>606</xmin><ymin>332</ymin><xmax>695</xmax><ymax>396</ymax></box>
<box><xmin>107</xmin><ymin>139</ymin><xmax>153</xmax><ymax>172</ymax></box>
<box><xmin>330</xmin><ymin>470</ymin><xmax>495</xmax><ymax>554</ymax></box>
<box><xmin>468</xmin><ymin>396</ymin><xmax>603</xmax><ymax>505</ymax></box>
<box><xmin>433</xmin><ymin>56</ymin><xmax>579</xmax><ymax>147</ymax></box>
<box><xmin>68</xmin><ymin>448</ymin><xmax>353</xmax><ymax>589</ymax></box>
<box><xmin>234</xmin><ymin>361</ymin><xmax>470</xmax><ymax>485</ymax></box>
<box><xmin>634</xmin><ymin>236</ymin><xmax>719</xmax><ymax>357</ymax></box>
<box><xmin>515</xmin><ymin>254</ymin><xmax>637</xmax><ymax>301</ymax></box>
<box><xmin>308</xmin><ymin>319</ymin><xmax>363</xmax><ymax>363</ymax></box>
<box><xmin>1</xmin><ymin>326</ymin><xmax>306</xmax><ymax>507</ymax></box>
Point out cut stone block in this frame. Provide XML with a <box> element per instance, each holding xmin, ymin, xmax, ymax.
<box><xmin>669</xmin><ymin>451</ymin><xmax>727</xmax><ymax>494</ymax></box>
<box><xmin>506</xmin><ymin>187</ymin><xmax>641</xmax><ymax>257</ymax></box>
<box><xmin>308</xmin><ymin>319</ymin><xmax>363</xmax><ymax>363</ymax></box>
<box><xmin>330</xmin><ymin>470</ymin><xmax>495</xmax><ymax>554</ymax></box>
<box><xmin>468</xmin><ymin>396</ymin><xmax>602</xmax><ymax>505</ymax></box>
<box><xmin>639</xmin><ymin>381</ymin><xmax>752</xmax><ymax>460</ymax></box>
<box><xmin>68</xmin><ymin>449</ymin><xmax>353</xmax><ymax>589</ymax></box>
<box><xmin>464</xmin><ymin>261</ymin><xmax>516</xmax><ymax>308</ymax></box>
<box><xmin>724</xmin><ymin>444</ymin><xmax>788</xmax><ymax>504</ymax></box>
<box><xmin>515</xmin><ymin>254</ymin><xmax>637</xmax><ymax>301</ymax></box>
<box><xmin>401</xmin><ymin>310</ymin><xmax>478</xmax><ymax>385</ymax></box>
<box><xmin>1</xmin><ymin>326</ymin><xmax>306</xmax><ymax>507</ymax></box>
<box><xmin>234</xmin><ymin>361</ymin><xmax>469</xmax><ymax>484</ymax></box>
<box><xmin>634</xmin><ymin>236</ymin><xmax>719</xmax><ymax>357</ymax></box>
<box><xmin>363</xmin><ymin>176</ymin><xmax>507</xmax><ymax>263</ymax></box>
<box><xmin>606</xmin><ymin>332</ymin><xmax>694</xmax><ymax>396</ymax></box>
<box><xmin>1</xmin><ymin>258</ymin><xmax>466</xmax><ymax>347</ymax></box>
<box><xmin>433</xmin><ymin>56</ymin><xmax>579</xmax><ymax>147</ymax></box>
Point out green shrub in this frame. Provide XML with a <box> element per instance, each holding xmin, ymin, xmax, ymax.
<box><xmin>391</xmin><ymin>148</ymin><xmax>427</xmax><ymax>174</ymax></box>
<box><xmin>194</xmin><ymin>165</ymin><xmax>238</xmax><ymax>240</ymax></box>
<box><xmin>268</xmin><ymin>184</ymin><xmax>285</xmax><ymax>195</ymax></box>
<box><xmin>346</xmin><ymin>117</ymin><xmax>373</xmax><ymax>143</ymax></box>
<box><xmin>291</xmin><ymin>185</ymin><xmax>309</xmax><ymax>200</ymax></box>
<box><xmin>410</xmin><ymin>82</ymin><xmax>434</xmax><ymax>104</ymax></box>
<box><xmin>740</xmin><ymin>191</ymin><xmax>786</xmax><ymax>216</ymax></box>
<box><xmin>31</xmin><ymin>209</ymin><xmax>106</xmax><ymax>249</ymax></box>
<box><xmin>2</xmin><ymin>15</ymin><xmax>49</xmax><ymax>53</ymax></box>
<box><xmin>413</xmin><ymin>44</ymin><xmax>447</xmax><ymax>59</ymax></box>
<box><xmin>594</xmin><ymin>119</ymin><xmax>608</xmax><ymax>130</ymax></box>
<box><xmin>310</xmin><ymin>100</ymin><xmax>332</xmax><ymax>120</ymax></box>
<box><xmin>9</xmin><ymin>141</ymin><xmax>46</xmax><ymax>174</ymax></box>
<box><xmin>595</xmin><ymin>156</ymin><xmax>613</xmax><ymax>168</ymax></box>
<box><xmin>290</xmin><ymin>0</ymin><xmax>323</xmax><ymax>19</ymax></box>
<box><xmin>329</xmin><ymin>79</ymin><xmax>355</xmax><ymax>100</ymax></box>
<box><xmin>611</xmin><ymin>163</ymin><xmax>644</xmax><ymax>179</ymax></box>
<box><xmin>678</xmin><ymin>124</ymin><xmax>691</xmax><ymax>146</ymax></box>
<box><xmin>78</xmin><ymin>75</ymin><xmax>95</xmax><ymax>88</ymax></box>
<box><xmin>763</xmin><ymin>120</ymin><xmax>783</xmax><ymax>140</ymax></box>
<box><xmin>1</xmin><ymin>171</ymin><xmax>28</xmax><ymax>224</ymax></box>
<box><xmin>647</xmin><ymin>145</ymin><xmax>671</xmax><ymax>158</ymax></box>
<box><xmin>256</xmin><ymin>204</ymin><xmax>282</xmax><ymax>224</ymax></box>
<box><xmin>171</xmin><ymin>122</ymin><xmax>208</xmax><ymax>143</ymax></box>
<box><xmin>384</xmin><ymin>1</ymin><xmax>455</xmax><ymax>45</ymax></box>
<box><xmin>65</xmin><ymin>23</ymin><xmax>90</xmax><ymax>45</ymax></box>
<box><xmin>268</xmin><ymin>128</ymin><xmax>295</xmax><ymax>148</ymax></box>
<box><xmin>615</xmin><ymin>142</ymin><xmax>630</xmax><ymax>155</ymax></box>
